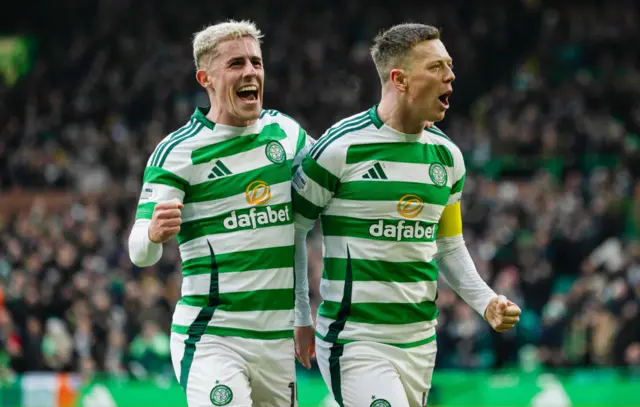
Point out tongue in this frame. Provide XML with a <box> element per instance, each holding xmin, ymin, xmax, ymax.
<box><xmin>238</xmin><ymin>91</ymin><xmax>256</xmax><ymax>101</ymax></box>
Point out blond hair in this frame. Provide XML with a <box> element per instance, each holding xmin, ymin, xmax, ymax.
<box><xmin>192</xmin><ymin>20</ymin><xmax>263</xmax><ymax>69</ymax></box>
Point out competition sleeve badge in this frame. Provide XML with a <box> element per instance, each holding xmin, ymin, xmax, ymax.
<box><xmin>292</xmin><ymin>166</ymin><xmax>308</xmax><ymax>193</ymax></box>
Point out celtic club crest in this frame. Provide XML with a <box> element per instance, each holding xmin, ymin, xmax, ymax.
<box><xmin>210</xmin><ymin>384</ymin><xmax>233</xmax><ymax>406</ymax></box>
<box><xmin>370</xmin><ymin>399</ymin><xmax>391</xmax><ymax>407</ymax></box>
<box><xmin>429</xmin><ymin>163</ymin><xmax>448</xmax><ymax>187</ymax></box>
<box><xmin>265</xmin><ymin>140</ymin><xmax>286</xmax><ymax>164</ymax></box>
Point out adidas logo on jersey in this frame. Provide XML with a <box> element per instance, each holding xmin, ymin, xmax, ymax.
<box><xmin>362</xmin><ymin>163</ymin><xmax>388</xmax><ymax>180</ymax></box>
<box><xmin>223</xmin><ymin>206</ymin><xmax>290</xmax><ymax>231</ymax></box>
<box><xmin>208</xmin><ymin>160</ymin><xmax>233</xmax><ymax>179</ymax></box>
<box><xmin>369</xmin><ymin>220</ymin><xmax>436</xmax><ymax>241</ymax></box>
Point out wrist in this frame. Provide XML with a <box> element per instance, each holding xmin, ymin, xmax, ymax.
<box><xmin>147</xmin><ymin>224</ymin><xmax>161</xmax><ymax>244</ymax></box>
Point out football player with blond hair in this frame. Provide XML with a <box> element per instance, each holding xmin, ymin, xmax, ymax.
<box><xmin>128</xmin><ymin>20</ymin><xmax>314</xmax><ymax>407</ymax></box>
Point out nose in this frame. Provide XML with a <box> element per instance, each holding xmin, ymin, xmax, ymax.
<box><xmin>444</xmin><ymin>66</ymin><xmax>455</xmax><ymax>83</ymax></box>
<box><xmin>243</xmin><ymin>60</ymin><xmax>257</xmax><ymax>78</ymax></box>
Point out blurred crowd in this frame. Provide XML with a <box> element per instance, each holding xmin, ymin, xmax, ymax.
<box><xmin>1</xmin><ymin>0</ymin><xmax>639</xmax><ymax>381</ymax></box>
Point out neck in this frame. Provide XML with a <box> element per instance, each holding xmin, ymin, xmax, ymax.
<box><xmin>377</xmin><ymin>91</ymin><xmax>427</xmax><ymax>135</ymax></box>
<box><xmin>206</xmin><ymin>97</ymin><xmax>256</xmax><ymax>127</ymax></box>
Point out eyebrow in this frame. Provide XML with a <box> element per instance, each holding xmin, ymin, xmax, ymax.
<box><xmin>227</xmin><ymin>55</ymin><xmax>262</xmax><ymax>64</ymax></box>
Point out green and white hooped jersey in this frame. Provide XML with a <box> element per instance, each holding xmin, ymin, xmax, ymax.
<box><xmin>292</xmin><ymin>106</ymin><xmax>466</xmax><ymax>348</ymax></box>
<box><xmin>135</xmin><ymin>107</ymin><xmax>310</xmax><ymax>341</ymax></box>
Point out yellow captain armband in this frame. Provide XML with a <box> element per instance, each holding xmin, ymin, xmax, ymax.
<box><xmin>437</xmin><ymin>201</ymin><xmax>463</xmax><ymax>238</ymax></box>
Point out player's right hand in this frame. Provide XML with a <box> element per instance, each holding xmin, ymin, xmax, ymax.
<box><xmin>294</xmin><ymin>325</ymin><xmax>316</xmax><ymax>369</ymax></box>
<box><xmin>148</xmin><ymin>199</ymin><xmax>184</xmax><ymax>243</ymax></box>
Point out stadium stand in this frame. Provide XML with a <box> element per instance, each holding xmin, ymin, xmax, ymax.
<box><xmin>1</xmin><ymin>0</ymin><xmax>639</xmax><ymax>392</ymax></box>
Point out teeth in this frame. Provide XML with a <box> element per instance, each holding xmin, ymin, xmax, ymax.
<box><xmin>238</xmin><ymin>85</ymin><xmax>257</xmax><ymax>92</ymax></box>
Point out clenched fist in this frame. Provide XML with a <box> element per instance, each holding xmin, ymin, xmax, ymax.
<box><xmin>484</xmin><ymin>295</ymin><xmax>521</xmax><ymax>333</ymax></box>
<box><xmin>149</xmin><ymin>199</ymin><xmax>184</xmax><ymax>243</ymax></box>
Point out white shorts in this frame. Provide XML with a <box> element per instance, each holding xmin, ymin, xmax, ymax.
<box><xmin>170</xmin><ymin>333</ymin><xmax>297</xmax><ymax>407</ymax></box>
<box><xmin>316</xmin><ymin>337</ymin><xmax>437</xmax><ymax>407</ymax></box>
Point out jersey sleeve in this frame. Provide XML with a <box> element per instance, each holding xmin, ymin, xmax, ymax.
<box><xmin>292</xmin><ymin>140</ymin><xmax>341</xmax><ymax>232</ymax></box>
<box><xmin>447</xmin><ymin>144</ymin><xmax>466</xmax><ymax>206</ymax></box>
<box><xmin>134</xmin><ymin>142</ymin><xmax>192</xmax><ymax>220</ymax></box>
<box><xmin>437</xmin><ymin>142</ymin><xmax>466</xmax><ymax>238</ymax></box>
<box><xmin>292</xmin><ymin>126</ymin><xmax>316</xmax><ymax>174</ymax></box>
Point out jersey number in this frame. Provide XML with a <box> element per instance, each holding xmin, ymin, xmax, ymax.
<box><xmin>288</xmin><ymin>382</ymin><xmax>296</xmax><ymax>407</ymax></box>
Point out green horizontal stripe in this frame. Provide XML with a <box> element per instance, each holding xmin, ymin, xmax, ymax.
<box><xmin>172</xmin><ymin>324</ymin><xmax>293</xmax><ymax>340</ymax></box>
<box><xmin>292</xmin><ymin>190</ymin><xmax>324</xmax><ymax>220</ymax></box>
<box><xmin>182</xmin><ymin>246</ymin><xmax>294</xmax><ymax>276</ymax></box>
<box><xmin>184</xmin><ymin>160</ymin><xmax>292</xmax><ymax>204</ymax></box>
<box><xmin>451</xmin><ymin>173</ymin><xmax>465</xmax><ymax>194</ymax></box>
<box><xmin>322</xmin><ymin>258</ymin><xmax>438</xmax><ymax>282</ymax></box>
<box><xmin>315</xmin><ymin>331</ymin><xmax>436</xmax><ymax>348</ymax></box>
<box><xmin>302</xmin><ymin>157</ymin><xmax>340</xmax><ymax>192</ymax></box>
<box><xmin>321</xmin><ymin>215</ymin><xmax>438</xmax><ymax>243</ymax></box>
<box><xmin>135</xmin><ymin>202</ymin><xmax>156</xmax><ymax>220</ymax></box>
<box><xmin>336</xmin><ymin>180</ymin><xmax>450</xmax><ymax>206</ymax></box>
<box><xmin>318</xmin><ymin>300</ymin><xmax>438</xmax><ymax>325</ymax></box>
<box><xmin>142</xmin><ymin>166</ymin><xmax>188</xmax><ymax>191</ymax></box>
<box><xmin>179</xmin><ymin>289</ymin><xmax>294</xmax><ymax>311</ymax></box>
<box><xmin>191</xmin><ymin>123</ymin><xmax>287</xmax><ymax>164</ymax></box>
<box><xmin>346</xmin><ymin>142</ymin><xmax>454</xmax><ymax>167</ymax></box>
<box><xmin>177</xmin><ymin>202</ymin><xmax>292</xmax><ymax>244</ymax></box>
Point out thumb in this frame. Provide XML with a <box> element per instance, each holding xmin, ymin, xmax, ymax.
<box><xmin>171</xmin><ymin>198</ymin><xmax>184</xmax><ymax>209</ymax></box>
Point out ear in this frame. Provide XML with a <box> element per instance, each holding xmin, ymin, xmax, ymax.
<box><xmin>196</xmin><ymin>69</ymin><xmax>211</xmax><ymax>88</ymax></box>
<box><xmin>389</xmin><ymin>68</ymin><xmax>408</xmax><ymax>92</ymax></box>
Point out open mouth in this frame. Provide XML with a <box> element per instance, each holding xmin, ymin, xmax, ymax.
<box><xmin>236</xmin><ymin>85</ymin><xmax>259</xmax><ymax>103</ymax></box>
<box><xmin>438</xmin><ymin>91</ymin><xmax>452</xmax><ymax>108</ymax></box>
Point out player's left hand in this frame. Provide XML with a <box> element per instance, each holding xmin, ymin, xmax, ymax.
<box><xmin>484</xmin><ymin>295</ymin><xmax>521</xmax><ymax>333</ymax></box>
<box><xmin>294</xmin><ymin>325</ymin><xmax>316</xmax><ymax>369</ymax></box>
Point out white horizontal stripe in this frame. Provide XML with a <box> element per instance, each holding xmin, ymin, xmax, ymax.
<box><xmin>316</xmin><ymin>315</ymin><xmax>436</xmax><ymax>345</ymax></box>
<box><xmin>139</xmin><ymin>182</ymin><xmax>185</xmax><ymax>204</ymax></box>
<box><xmin>182</xmin><ymin>181</ymin><xmax>291</xmax><ymax>222</ymax></box>
<box><xmin>323</xmin><ymin>235</ymin><xmax>436</xmax><ymax>263</ymax></box>
<box><xmin>218</xmin><ymin>267</ymin><xmax>293</xmax><ymax>293</ymax></box>
<box><xmin>172</xmin><ymin>303</ymin><xmax>202</xmax><ymax>326</ymax></box>
<box><xmin>179</xmin><ymin>224</ymin><xmax>294</xmax><ymax>261</ymax></box>
<box><xmin>447</xmin><ymin>192</ymin><xmax>462</xmax><ymax>205</ymax></box>
<box><xmin>181</xmin><ymin>273</ymin><xmax>210</xmax><ymax>296</ymax></box>
<box><xmin>297</xmin><ymin>168</ymin><xmax>333</xmax><ymax>207</ymax></box>
<box><xmin>171</xmin><ymin>302</ymin><xmax>294</xmax><ymax>332</ymax></box>
<box><xmin>323</xmin><ymin>198</ymin><xmax>444</xmax><ymax>223</ymax></box>
<box><xmin>319</xmin><ymin>279</ymin><xmax>437</xmax><ymax>304</ymax></box>
<box><xmin>208</xmin><ymin>309</ymin><xmax>294</xmax><ymax>332</ymax></box>
<box><xmin>190</xmin><ymin>142</ymin><xmax>293</xmax><ymax>186</ymax></box>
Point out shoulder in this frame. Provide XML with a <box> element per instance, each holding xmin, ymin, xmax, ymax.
<box><xmin>260</xmin><ymin>108</ymin><xmax>303</xmax><ymax>135</ymax></box>
<box><xmin>425</xmin><ymin>125</ymin><xmax>464</xmax><ymax>170</ymax></box>
<box><xmin>147</xmin><ymin>119</ymin><xmax>209</xmax><ymax>174</ymax></box>
<box><xmin>309</xmin><ymin>110</ymin><xmax>374</xmax><ymax>161</ymax></box>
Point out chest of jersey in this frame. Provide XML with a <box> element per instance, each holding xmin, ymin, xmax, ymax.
<box><xmin>327</xmin><ymin>141</ymin><xmax>454</xmax><ymax>223</ymax></box>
